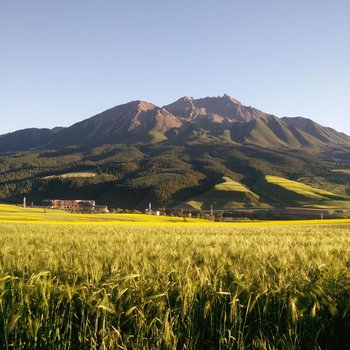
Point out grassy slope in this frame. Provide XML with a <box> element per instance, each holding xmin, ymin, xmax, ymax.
<box><xmin>186</xmin><ymin>176</ymin><xmax>265</xmax><ymax>210</ymax></box>
<box><xmin>266</xmin><ymin>175</ymin><xmax>341</xmax><ymax>199</ymax></box>
<box><xmin>253</xmin><ymin>175</ymin><xmax>350</xmax><ymax>208</ymax></box>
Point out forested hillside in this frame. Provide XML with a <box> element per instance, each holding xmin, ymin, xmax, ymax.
<box><xmin>1</xmin><ymin>142</ymin><xmax>349</xmax><ymax>210</ymax></box>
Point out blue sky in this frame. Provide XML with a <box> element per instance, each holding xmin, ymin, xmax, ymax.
<box><xmin>1</xmin><ymin>0</ymin><xmax>349</xmax><ymax>135</ymax></box>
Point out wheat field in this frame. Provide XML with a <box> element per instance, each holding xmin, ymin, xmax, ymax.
<box><xmin>0</xmin><ymin>222</ymin><xmax>350</xmax><ymax>349</ymax></box>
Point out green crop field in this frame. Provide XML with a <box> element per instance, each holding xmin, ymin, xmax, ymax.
<box><xmin>1</xmin><ymin>205</ymin><xmax>350</xmax><ymax>349</ymax></box>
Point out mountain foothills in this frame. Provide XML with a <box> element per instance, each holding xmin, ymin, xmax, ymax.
<box><xmin>1</xmin><ymin>95</ymin><xmax>350</xmax><ymax>211</ymax></box>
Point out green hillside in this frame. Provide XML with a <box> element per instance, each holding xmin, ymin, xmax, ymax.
<box><xmin>185</xmin><ymin>176</ymin><xmax>264</xmax><ymax>210</ymax></box>
<box><xmin>251</xmin><ymin>175</ymin><xmax>350</xmax><ymax>208</ymax></box>
<box><xmin>182</xmin><ymin>175</ymin><xmax>350</xmax><ymax>210</ymax></box>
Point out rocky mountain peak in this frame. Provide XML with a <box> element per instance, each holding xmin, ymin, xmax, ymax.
<box><xmin>222</xmin><ymin>94</ymin><xmax>241</xmax><ymax>105</ymax></box>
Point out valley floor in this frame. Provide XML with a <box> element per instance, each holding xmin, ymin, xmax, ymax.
<box><xmin>1</xmin><ymin>203</ymin><xmax>350</xmax><ymax>226</ymax></box>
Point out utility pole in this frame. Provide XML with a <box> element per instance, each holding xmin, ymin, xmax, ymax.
<box><xmin>210</xmin><ymin>204</ymin><xmax>214</xmax><ymax>221</ymax></box>
<box><xmin>23</xmin><ymin>196</ymin><xmax>26</xmax><ymax>208</ymax></box>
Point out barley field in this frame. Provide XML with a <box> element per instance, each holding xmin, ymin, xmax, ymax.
<box><xmin>1</xmin><ymin>221</ymin><xmax>350</xmax><ymax>349</ymax></box>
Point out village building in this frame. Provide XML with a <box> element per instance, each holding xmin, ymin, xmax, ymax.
<box><xmin>145</xmin><ymin>202</ymin><xmax>160</xmax><ymax>216</ymax></box>
<box><xmin>42</xmin><ymin>199</ymin><xmax>109</xmax><ymax>213</ymax></box>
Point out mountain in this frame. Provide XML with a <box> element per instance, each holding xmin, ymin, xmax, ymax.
<box><xmin>1</xmin><ymin>95</ymin><xmax>349</xmax><ymax>152</ymax></box>
<box><xmin>0</xmin><ymin>95</ymin><xmax>349</xmax><ymax>212</ymax></box>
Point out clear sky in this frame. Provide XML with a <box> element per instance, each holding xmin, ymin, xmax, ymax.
<box><xmin>1</xmin><ymin>0</ymin><xmax>349</xmax><ymax>135</ymax></box>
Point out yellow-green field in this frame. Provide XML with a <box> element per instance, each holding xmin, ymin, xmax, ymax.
<box><xmin>1</xmin><ymin>203</ymin><xmax>349</xmax><ymax>226</ymax></box>
<box><xmin>0</xmin><ymin>204</ymin><xmax>207</xmax><ymax>224</ymax></box>
<box><xmin>1</xmin><ymin>205</ymin><xmax>350</xmax><ymax>349</ymax></box>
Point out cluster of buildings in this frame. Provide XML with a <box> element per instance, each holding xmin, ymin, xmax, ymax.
<box><xmin>42</xmin><ymin>199</ymin><xmax>109</xmax><ymax>213</ymax></box>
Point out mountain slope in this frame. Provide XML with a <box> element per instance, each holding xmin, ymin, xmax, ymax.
<box><xmin>282</xmin><ymin>117</ymin><xmax>350</xmax><ymax>145</ymax></box>
<box><xmin>229</xmin><ymin>116</ymin><xmax>335</xmax><ymax>149</ymax></box>
<box><xmin>49</xmin><ymin>101</ymin><xmax>182</xmax><ymax>146</ymax></box>
<box><xmin>0</xmin><ymin>127</ymin><xmax>64</xmax><ymax>152</ymax></box>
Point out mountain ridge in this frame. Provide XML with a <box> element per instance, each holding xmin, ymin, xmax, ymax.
<box><xmin>1</xmin><ymin>95</ymin><xmax>349</xmax><ymax>152</ymax></box>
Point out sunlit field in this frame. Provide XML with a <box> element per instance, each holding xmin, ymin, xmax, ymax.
<box><xmin>1</xmin><ymin>205</ymin><xmax>350</xmax><ymax>349</ymax></box>
<box><xmin>1</xmin><ymin>204</ymin><xmax>349</xmax><ymax>226</ymax></box>
<box><xmin>43</xmin><ymin>171</ymin><xmax>98</xmax><ymax>179</ymax></box>
<box><xmin>0</xmin><ymin>204</ymin><xmax>207</xmax><ymax>224</ymax></box>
